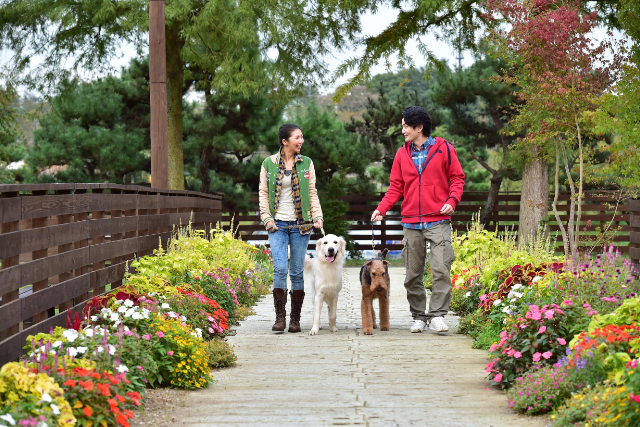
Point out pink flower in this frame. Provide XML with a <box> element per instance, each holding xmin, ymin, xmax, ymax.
<box><xmin>489</xmin><ymin>344</ymin><xmax>497</xmax><ymax>352</ymax></box>
<box><xmin>561</xmin><ymin>300</ymin><xmax>573</xmax><ymax>306</ymax></box>
<box><xmin>156</xmin><ymin>331</ymin><xmax>165</xmax><ymax>338</ymax></box>
<box><xmin>520</xmin><ymin>324</ymin><xmax>527</xmax><ymax>329</ymax></box>
<box><xmin>168</xmin><ymin>351</ymin><xmax>174</xmax><ymax>356</ymax></box>
<box><xmin>195</xmin><ymin>277</ymin><xmax>200</xmax><ymax>280</ymax></box>
<box><xmin>538</xmin><ymin>326</ymin><xmax>547</xmax><ymax>334</ymax></box>
<box><xmin>507</xmin><ymin>349</ymin><xmax>516</xmax><ymax>357</ymax></box>
<box><xmin>480</xmin><ymin>294</ymin><xmax>488</xmax><ymax>302</ymax></box>
<box><xmin>514</xmin><ymin>352</ymin><xmax>522</xmax><ymax>359</ymax></box>
<box><xmin>542</xmin><ymin>351</ymin><xmax>553</xmax><ymax>359</ymax></box>
<box><xmin>544</xmin><ymin>310</ymin><xmax>554</xmax><ymax>319</ymax></box>
<box><xmin>531</xmin><ymin>312</ymin><xmax>542</xmax><ymax>321</ymax></box>
<box><xmin>208</xmin><ymin>327</ymin><xmax>214</xmax><ymax>333</ymax></box>
<box><xmin>136</xmin><ymin>366</ymin><xmax>144</xmax><ymax>371</ymax></box>
<box><xmin>557</xmin><ymin>338</ymin><xmax>566</xmax><ymax>345</ymax></box>
<box><xmin>494</xmin><ymin>373</ymin><xmax>503</xmax><ymax>382</ymax></box>
<box><xmin>142</xmin><ymin>334</ymin><xmax>151</xmax><ymax>340</ymax></box>
<box><xmin>532</xmin><ymin>352</ymin><xmax>542</xmax><ymax>362</ymax></box>
<box><xmin>500</xmin><ymin>330</ymin><xmax>507</xmax><ymax>338</ymax></box>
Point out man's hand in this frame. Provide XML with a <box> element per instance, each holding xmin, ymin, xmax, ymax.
<box><xmin>265</xmin><ymin>220</ymin><xmax>278</xmax><ymax>231</ymax></box>
<box><xmin>371</xmin><ymin>209</ymin><xmax>383</xmax><ymax>222</ymax></box>
<box><xmin>314</xmin><ymin>219</ymin><xmax>324</xmax><ymax>229</ymax></box>
<box><xmin>440</xmin><ymin>203</ymin><xmax>454</xmax><ymax>215</ymax></box>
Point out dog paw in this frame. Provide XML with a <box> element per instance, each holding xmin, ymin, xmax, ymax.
<box><xmin>373</xmin><ymin>324</ymin><xmax>378</xmax><ymax>329</ymax></box>
<box><xmin>380</xmin><ymin>327</ymin><xmax>389</xmax><ymax>331</ymax></box>
<box><xmin>330</xmin><ymin>326</ymin><xmax>338</xmax><ymax>332</ymax></box>
<box><xmin>309</xmin><ymin>328</ymin><xmax>319</xmax><ymax>336</ymax></box>
<box><xmin>363</xmin><ymin>329</ymin><xmax>373</xmax><ymax>335</ymax></box>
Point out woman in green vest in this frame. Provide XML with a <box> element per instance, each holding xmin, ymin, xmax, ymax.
<box><xmin>258</xmin><ymin>123</ymin><xmax>324</xmax><ymax>333</ymax></box>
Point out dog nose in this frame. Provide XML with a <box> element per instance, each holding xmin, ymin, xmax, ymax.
<box><xmin>327</xmin><ymin>248</ymin><xmax>335</xmax><ymax>254</ymax></box>
<box><xmin>376</xmin><ymin>287</ymin><xmax>383</xmax><ymax>292</ymax></box>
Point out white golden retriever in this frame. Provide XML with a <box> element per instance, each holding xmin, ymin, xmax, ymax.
<box><xmin>304</xmin><ymin>234</ymin><xmax>346</xmax><ymax>335</ymax></box>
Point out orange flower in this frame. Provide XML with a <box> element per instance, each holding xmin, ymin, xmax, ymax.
<box><xmin>115</xmin><ymin>394</ymin><xmax>125</xmax><ymax>403</ymax></box>
<box><xmin>82</xmin><ymin>381</ymin><xmax>94</xmax><ymax>391</ymax></box>
<box><xmin>64</xmin><ymin>379</ymin><xmax>77</xmax><ymax>387</ymax></box>
<box><xmin>116</xmin><ymin>413</ymin><xmax>130</xmax><ymax>427</ymax></box>
<box><xmin>83</xmin><ymin>406</ymin><xmax>93</xmax><ymax>417</ymax></box>
<box><xmin>107</xmin><ymin>398</ymin><xmax>118</xmax><ymax>407</ymax></box>
<box><xmin>97</xmin><ymin>383</ymin><xmax>111</xmax><ymax>397</ymax></box>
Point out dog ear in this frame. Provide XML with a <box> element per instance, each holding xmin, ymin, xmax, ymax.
<box><xmin>382</xmin><ymin>260</ymin><xmax>389</xmax><ymax>266</ymax></box>
<box><xmin>315</xmin><ymin>238</ymin><xmax>322</xmax><ymax>252</ymax></box>
<box><xmin>339</xmin><ymin>237</ymin><xmax>346</xmax><ymax>256</ymax></box>
<box><xmin>365</xmin><ymin>260</ymin><xmax>373</xmax><ymax>267</ymax></box>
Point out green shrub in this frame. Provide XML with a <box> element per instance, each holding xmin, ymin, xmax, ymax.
<box><xmin>206</xmin><ymin>339</ymin><xmax>237</xmax><ymax>368</ymax></box>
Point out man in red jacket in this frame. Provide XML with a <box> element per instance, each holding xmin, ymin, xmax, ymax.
<box><xmin>371</xmin><ymin>106</ymin><xmax>465</xmax><ymax>333</ymax></box>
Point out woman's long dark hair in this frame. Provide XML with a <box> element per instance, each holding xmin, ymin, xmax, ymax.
<box><xmin>278</xmin><ymin>123</ymin><xmax>301</xmax><ymax>147</ymax></box>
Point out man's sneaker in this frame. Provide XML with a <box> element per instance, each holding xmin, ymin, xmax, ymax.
<box><xmin>410</xmin><ymin>319</ymin><xmax>427</xmax><ymax>333</ymax></box>
<box><xmin>429</xmin><ymin>316</ymin><xmax>449</xmax><ymax>332</ymax></box>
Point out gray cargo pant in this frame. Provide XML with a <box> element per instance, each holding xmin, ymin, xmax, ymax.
<box><xmin>401</xmin><ymin>221</ymin><xmax>455</xmax><ymax>322</ymax></box>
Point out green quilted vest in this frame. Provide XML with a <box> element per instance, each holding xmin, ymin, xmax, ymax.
<box><xmin>262</xmin><ymin>154</ymin><xmax>312</xmax><ymax>222</ymax></box>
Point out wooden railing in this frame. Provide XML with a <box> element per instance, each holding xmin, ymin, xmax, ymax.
<box><xmin>221</xmin><ymin>191</ymin><xmax>632</xmax><ymax>253</ymax></box>
<box><xmin>0</xmin><ymin>184</ymin><xmax>221</xmax><ymax>365</ymax></box>
<box><xmin>631</xmin><ymin>199</ymin><xmax>640</xmax><ymax>276</ymax></box>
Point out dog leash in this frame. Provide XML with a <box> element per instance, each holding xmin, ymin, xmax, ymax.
<box><xmin>370</xmin><ymin>211</ymin><xmax>444</xmax><ymax>251</ymax></box>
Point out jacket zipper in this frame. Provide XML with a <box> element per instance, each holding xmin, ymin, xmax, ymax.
<box><xmin>407</xmin><ymin>140</ymin><xmax>445</xmax><ymax>222</ymax></box>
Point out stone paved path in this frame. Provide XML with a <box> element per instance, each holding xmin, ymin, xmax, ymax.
<box><xmin>173</xmin><ymin>267</ymin><xmax>548</xmax><ymax>426</ymax></box>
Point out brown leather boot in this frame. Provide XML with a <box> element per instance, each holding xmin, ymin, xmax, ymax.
<box><xmin>288</xmin><ymin>290</ymin><xmax>305</xmax><ymax>333</ymax></box>
<box><xmin>272</xmin><ymin>288</ymin><xmax>287</xmax><ymax>332</ymax></box>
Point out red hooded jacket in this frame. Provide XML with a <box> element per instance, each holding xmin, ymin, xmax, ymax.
<box><xmin>376</xmin><ymin>138</ymin><xmax>465</xmax><ymax>223</ymax></box>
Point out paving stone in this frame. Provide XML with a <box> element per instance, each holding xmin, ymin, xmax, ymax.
<box><xmin>173</xmin><ymin>267</ymin><xmax>548</xmax><ymax>427</ymax></box>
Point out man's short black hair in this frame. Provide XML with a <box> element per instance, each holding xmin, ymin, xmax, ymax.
<box><xmin>402</xmin><ymin>106</ymin><xmax>432</xmax><ymax>137</ymax></box>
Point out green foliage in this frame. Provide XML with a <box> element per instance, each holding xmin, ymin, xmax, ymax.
<box><xmin>206</xmin><ymin>339</ymin><xmax>237</xmax><ymax>369</ymax></box>
<box><xmin>286</xmin><ymin>101</ymin><xmax>378</xmax><ymax>193</ymax></box>
<box><xmin>0</xmin><ymin>84</ymin><xmax>23</xmax><ymax>183</ymax></box>
<box><xmin>319</xmin><ymin>172</ymin><xmax>360</xmax><ymax>257</ymax></box>
<box><xmin>28</xmin><ymin>58</ymin><xmax>150</xmax><ymax>183</ymax></box>
<box><xmin>472</xmin><ymin>321</ymin><xmax>502</xmax><ymax>350</ymax></box>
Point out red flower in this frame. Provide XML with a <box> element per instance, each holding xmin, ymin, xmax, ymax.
<box><xmin>82</xmin><ymin>381</ymin><xmax>94</xmax><ymax>391</ymax></box>
<box><xmin>116</xmin><ymin>413</ymin><xmax>130</xmax><ymax>427</ymax></box>
<box><xmin>64</xmin><ymin>379</ymin><xmax>77</xmax><ymax>387</ymax></box>
<box><xmin>107</xmin><ymin>398</ymin><xmax>118</xmax><ymax>407</ymax></box>
<box><xmin>83</xmin><ymin>406</ymin><xmax>93</xmax><ymax>417</ymax></box>
<box><xmin>115</xmin><ymin>394</ymin><xmax>126</xmax><ymax>403</ymax></box>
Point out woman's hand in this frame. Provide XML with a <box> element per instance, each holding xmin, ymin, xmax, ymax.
<box><xmin>371</xmin><ymin>210</ymin><xmax>383</xmax><ymax>222</ymax></box>
<box><xmin>265</xmin><ymin>220</ymin><xmax>278</xmax><ymax>231</ymax></box>
<box><xmin>313</xmin><ymin>219</ymin><xmax>323</xmax><ymax>229</ymax></box>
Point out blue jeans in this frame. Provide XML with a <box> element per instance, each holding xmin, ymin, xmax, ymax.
<box><xmin>268</xmin><ymin>220</ymin><xmax>311</xmax><ymax>291</ymax></box>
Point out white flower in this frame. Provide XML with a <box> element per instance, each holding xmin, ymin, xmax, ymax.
<box><xmin>113</xmin><ymin>320</ymin><xmax>121</xmax><ymax>328</ymax></box>
<box><xmin>532</xmin><ymin>276</ymin><xmax>543</xmax><ymax>282</ymax></box>
<box><xmin>167</xmin><ymin>311</ymin><xmax>177</xmax><ymax>318</ymax></box>
<box><xmin>49</xmin><ymin>350</ymin><xmax>56</xmax><ymax>355</ymax></box>
<box><xmin>118</xmin><ymin>306</ymin><xmax>128</xmax><ymax>313</ymax></box>
<box><xmin>50</xmin><ymin>404</ymin><xmax>60</xmax><ymax>415</ymax></box>
<box><xmin>131</xmin><ymin>312</ymin><xmax>143</xmax><ymax>320</ymax></box>
<box><xmin>502</xmin><ymin>306</ymin><xmax>512</xmax><ymax>313</ymax></box>
<box><xmin>36</xmin><ymin>422</ymin><xmax>48</xmax><ymax>427</ymax></box>
<box><xmin>109</xmin><ymin>313</ymin><xmax>120</xmax><ymax>322</ymax></box>
<box><xmin>512</xmin><ymin>283</ymin><xmax>524</xmax><ymax>290</ymax></box>
<box><xmin>142</xmin><ymin>308</ymin><xmax>150</xmax><ymax>319</ymax></box>
<box><xmin>52</xmin><ymin>341</ymin><xmax>62</xmax><ymax>348</ymax></box>
<box><xmin>62</xmin><ymin>329</ymin><xmax>79</xmax><ymax>343</ymax></box>
<box><xmin>76</xmin><ymin>347</ymin><xmax>88</xmax><ymax>354</ymax></box>
<box><xmin>113</xmin><ymin>299</ymin><xmax>123</xmax><ymax>305</ymax></box>
<box><xmin>149</xmin><ymin>292</ymin><xmax>158</xmax><ymax>296</ymax></box>
<box><xmin>0</xmin><ymin>414</ymin><xmax>16</xmax><ymax>426</ymax></box>
<box><xmin>161</xmin><ymin>303</ymin><xmax>170</xmax><ymax>309</ymax></box>
<box><xmin>108</xmin><ymin>345</ymin><xmax>116</xmax><ymax>355</ymax></box>
<box><xmin>97</xmin><ymin>346</ymin><xmax>104</xmax><ymax>353</ymax></box>
<box><xmin>180</xmin><ymin>315</ymin><xmax>187</xmax><ymax>322</ymax></box>
<box><xmin>67</xmin><ymin>347</ymin><xmax>78</xmax><ymax>357</ymax></box>
<box><xmin>493</xmin><ymin>299</ymin><xmax>502</xmax><ymax>306</ymax></box>
<box><xmin>84</xmin><ymin>328</ymin><xmax>94</xmax><ymax>337</ymax></box>
<box><xmin>124</xmin><ymin>308</ymin><xmax>135</xmax><ymax>318</ymax></box>
<box><xmin>90</xmin><ymin>316</ymin><xmax>98</xmax><ymax>322</ymax></box>
<box><xmin>117</xmin><ymin>365</ymin><xmax>129</xmax><ymax>373</ymax></box>
<box><xmin>40</xmin><ymin>393</ymin><xmax>52</xmax><ymax>403</ymax></box>
<box><xmin>124</xmin><ymin>299</ymin><xmax>134</xmax><ymax>307</ymax></box>
<box><xmin>124</xmin><ymin>326</ymin><xmax>130</xmax><ymax>331</ymax></box>
<box><xmin>465</xmin><ymin>292</ymin><xmax>471</xmax><ymax>298</ymax></box>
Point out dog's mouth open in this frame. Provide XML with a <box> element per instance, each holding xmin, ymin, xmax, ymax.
<box><xmin>326</xmin><ymin>255</ymin><xmax>336</xmax><ymax>263</ymax></box>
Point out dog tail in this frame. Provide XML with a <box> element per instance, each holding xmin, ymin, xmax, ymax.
<box><xmin>304</xmin><ymin>253</ymin><xmax>315</xmax><ymax>273</ymax></box>
<box><xmin>380</xmin><ymin>248</ymin><xmax>389</xmax><ymax>259</ymax></box>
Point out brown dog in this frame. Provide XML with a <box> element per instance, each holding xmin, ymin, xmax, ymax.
<box><xmin>360</xmin><ymin>248</ymin><xmax>390</xmax><ymax>335</ymax></box>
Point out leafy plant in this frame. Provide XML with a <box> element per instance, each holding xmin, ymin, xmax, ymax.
<box><xmin>206</xmin><ymin>339</ymin><xmax>237</xmax><ymax>369</ymax></box>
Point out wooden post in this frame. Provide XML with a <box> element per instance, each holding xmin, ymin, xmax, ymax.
<box><xmin>150</xmin><ymin>0</ymin><xmax>169</xmax><ymax>189</ymax></box>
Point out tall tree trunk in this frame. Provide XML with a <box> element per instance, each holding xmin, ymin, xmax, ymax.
<box><xmin>552</xmin><ymin>138</ymin><xmax>569</xmax><ymax>258</ymax></box>
<box><xmin>574</xmin><ymin>112</ymin><xmax>585</xmax><ymax>254</ymax></box>
<box><xmin>200</xmin><ymin>146</ymin><xmax>212</xmax><ymax>194</ymax></box>
<box><xmin>166</xmin><ymin>24</ymin><xmax>185</xmax><ymax>190</ymax></box>
<box><xmin>562</xmin><ymin>144</ymin><xmax>577</xmax><ymax>255</ymax></box>
<box><xmin>519</xmin><ymin>144</ymin><xmax>549</xmax><ymax>247</ymax></box>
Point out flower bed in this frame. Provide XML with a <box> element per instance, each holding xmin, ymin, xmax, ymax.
<box><xmin>449</xmin><ymin>219</ymin><xmax>640</xmax><ymax>425</ymax></box>
<box><xmin>0</xmin><ymin>225</ymin><xmax>273</xmax><ymax>427</ymax></box>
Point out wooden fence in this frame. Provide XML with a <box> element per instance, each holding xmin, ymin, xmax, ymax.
<box><xmin>632</xmin><ymin>199</ymin><xmax>640</xmax><ymax>276</ymax></box>
<box><xmin>221</xmin><ymin>191</ymin><xmax>632</xmax><ymax>253</ymax></box>
<box><xmin>0</xmin><ymin>184</ymin><xmax>221</xmax><ymax>365</ymax></box>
